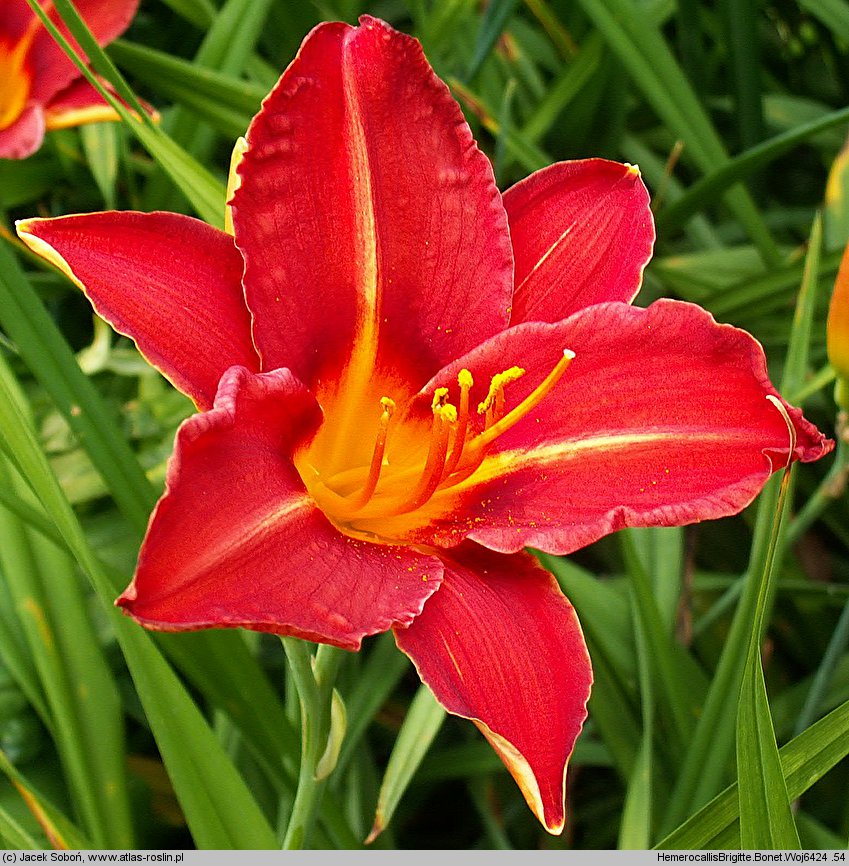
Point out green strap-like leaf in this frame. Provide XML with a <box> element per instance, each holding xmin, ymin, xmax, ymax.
<box><xmin>657</xmin><ymin>106</ymin><xmax>849</xmax><ymax>233</ymax></box>
<box><xmin>574</xmin><ymin>0</ymin><xmax>781</xmax><ymax>266</ymax></box>
<box><xmin>737</xmin><ymin>661</ymin><xmax>801</xmax><ymax>848</ymax></box>
<box><xmin>23</xmin><ymin>0</ymin><xmax>226</xmax><ymax>225</ymax></box>
<box><xmin>0</xmin><ymin>750</ymin><xmax>91</xmax><ymax>849</ymax></box>
<box><xmin>0</xmin><ymin>356</ymin><xmax>278</xmax><ymax>850</ymax></box>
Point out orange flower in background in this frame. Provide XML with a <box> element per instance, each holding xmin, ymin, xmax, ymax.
<box><xmin>17</xmin><ymin>16</ymin><xmax>833</xmax><ymax>833</ymax></box>
<box><xmin>0</xmin><ymin>0</ymin><xmax>139</xmax><ymax>159</ymax></box>
<box><xmin>829</xmin><ymin>243</ymin><xmax>849</xmax><ymax>410</ymax></box>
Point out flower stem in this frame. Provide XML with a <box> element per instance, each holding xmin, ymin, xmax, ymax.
<box><xmin>280</xmin><ymin>638</ymin><xmax>345</xmax><ymax>849</ymax></box>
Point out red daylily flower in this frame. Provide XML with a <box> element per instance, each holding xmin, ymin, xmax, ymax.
<box><xmin>0</xmin><ymin>0</ymin><xmax>139</xmax><ymax>159</ymax></box>
<box><xmin>17</xmin><ymin>16</ymin><xmax>832</xmax><ymax>835</ymax></box>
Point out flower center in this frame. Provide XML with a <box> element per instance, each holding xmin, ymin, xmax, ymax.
<box><xmin>295</xmin><ymin>349</ymin><xmax>574</xmax><ymax>544</ymax></box>
<box><xmin>0</xmin><ymin>17</ymin><xmax>42</xmax><ymax>132</ymax></box>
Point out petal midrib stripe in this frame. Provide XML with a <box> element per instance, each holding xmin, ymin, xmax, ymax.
<box><xmin>448</xmin><ymin>429</ymin><xmax>766</xmax><ymax>492</ymax></box>
<box><xmin>319</xmin><ymin>31</ymin><xmax>383</xmax><ymax>470</ymax></box>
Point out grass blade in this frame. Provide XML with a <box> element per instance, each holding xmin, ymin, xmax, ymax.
<box><xmin>656</xmin><ymin>696</ymin><xmax>849</xmax><ymax>849</ymax></box>
<box><xmin>141</xmin><ymin>0</ymin><xmax>274</xmax><ymax>213</ymax></box>
<box><xmin>465</xmin><ymin>0</ymin><xmax>519</xmax><ymax>81</ymax></box>
<box><xmin>617</xmin><ymin>587</ymin><xmax>654</xmax><ymax>849</ymax></box>
<box><xmin>736</xmin><ymin>436</ymin><xmax>801</xmax><ymax>849</ymax></box>
<box><xmin>0</xmin><ymin>452</ymin><xmax>132</xmax><ymax>849</ymax></box>
<box><xmin>0</xmin><ymin>239</ymin><xmax>156</xmax><ymax>531</ymax></box>
<box><xmin>657</xmin><ymin>106</ymin><xmax>849</xmax><ymax>233</ymax></box>
<box><xmin>336</xmin><ymin>632</ymin><xmax>410</xmax><ymax>777</ymax></box>
<box><xmin>367</xmin><ymin>685</ymin><xmax>446</xmax><ymax>843</ymax></box>
<box><xmin>575</xmin><ymin>0</ymin><xmax>781</xmax><ymax>265</ymax></box>
<box><xmin>718</xmin><ymin>0</ymin><xmax>765</xmax><ymax>150</ymax></box>
<box><xmin>23</xmin><ymin>0</ymin><xmax>226</xmax><ymax>225</ymax></box>
<box><xmin>0</xmin><ymin>750</ymin><xmax>90</xmax><ymax>849</ymax></box>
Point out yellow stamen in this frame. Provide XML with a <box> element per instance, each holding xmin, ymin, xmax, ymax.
<box><xmin>443</xmin><ymin>369</ymin><xmax>473</xmax><ymax>476</ymax></box>
<box><xmin>343</xmin><ymin>397</ymin><xmax>395</xmax><ymax>510</ymax></box>
<box><xmin>401</xmin><ymin>402</ymin><xmax>455</xmax><ymax>512</ymax></box>
<box><xmin>431</xmin><ymin>387</ymin><xmax>449</xmax><ymax>410</ymax></box>
<box><xmin>297</xmin><ymin>347</ymin><xmax>576</xmax><ymax>539</ymax></box>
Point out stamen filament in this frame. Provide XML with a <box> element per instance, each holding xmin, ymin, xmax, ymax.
<box><xmin>300</xmin><ymin>349</ymin><xmax>575</xmax><ymax>532</ymax></box>
<box><xmin>343</xmin><ymin>397</ymin><xmax>395</xmax><ymax>510</ymax></box>
<box><xmin>401</xmin><ymin>403</ymin><xmax>455</xmax><ymax>512</ymax></box>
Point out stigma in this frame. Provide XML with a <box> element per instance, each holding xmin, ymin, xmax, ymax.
<box><xmin>302</xmin><ymin>348</ymin><xmax>575</xmax><ymax>535</ymax></box>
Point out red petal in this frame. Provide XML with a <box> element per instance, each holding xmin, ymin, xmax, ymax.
<box><xmin>395</xmin><ymin>544</ymin><xmax>591</xmax><ymax>834</ymax></box>
<box><xmin>43</xmin><ymin>75</ymin><xmax>157</xmax><ymax>130</ymax></box>
<box><xmin>503</xmin><ymin>159</ymin><xmax>655</xmax><ymax>324</ymax></box>
<box><xmin>42</xmin><ymin>75</ymin><xmax>118</xmax><ymax>128</ymax></box>
<box><xmin>414</xmin><ymin>300</ymin><xmax>833</xmax><ymax>554</ymax></box>
<box><xmin>27</xmin><ymin>0</ymin><xmax>139</xmax><ymax>105</ymax></box>
<box><xmin>232</xmin><ymin>16</ymin><xmax>512</xmax><ymax>391</ymax></box>
<box><xmin>16</xmin><ymin>212</ymin><xmax>258</xmax><ymax>410</ymax></box>
<box><xmin>0</xmin><ymin>0</ymin><xmax>38</xmax><ymax>42</ymax></box>
<box><xmin>120</xmin><ymin>366</ymin><xmax>443</xmax><ymax>650</ymax></box>
<box><xmin>0</xmin><ymin>103</ymin><xmax>44</xmax><ymax>159</ymax></box>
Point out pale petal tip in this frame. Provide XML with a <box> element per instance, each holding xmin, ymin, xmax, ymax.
<box><xmin>474</xmin><ymin>720</ymin><xmax>567</xmax><ymax>835</ymax></box>
<box><xmin>14</xmin><ymin>224</ymin><xmax>82</xmax><ymax>290</ymax></box>
<box><xmin>364</xmin><ymin>819</ymin><xmax>383</xmax><ymax>845</ymax></box>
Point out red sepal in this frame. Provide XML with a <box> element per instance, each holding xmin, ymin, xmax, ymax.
<box><xmin>504</xmin><ymin>159</ymin><xmax>654</xmax><ymax>324</ymax></box>
<box><xmin>16</xmin><ymin>212</ymin><xmax>258</xmax><ymax>410</ymax></box>
<box><xmin>0</xmin><ymin>103</ymin><xmax>44</xmax><ymax>159</ymax></box>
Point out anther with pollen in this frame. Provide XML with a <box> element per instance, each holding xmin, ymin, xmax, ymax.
<box><xmin>478</xmin><ymin>366</ymin><xmax>525</xmax><ymax>428</ymax></box>
<box><xmin>443</xmin><ymin>369</ymin><xmax>474</xmax><ymax>477</ymax></box>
